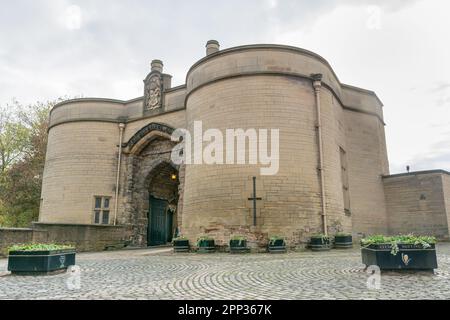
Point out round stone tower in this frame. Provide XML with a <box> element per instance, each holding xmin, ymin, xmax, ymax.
<box><xmin>181</xmin><ymin>43</ymin><xmax>352</xmax><ymax>248</ymax></box>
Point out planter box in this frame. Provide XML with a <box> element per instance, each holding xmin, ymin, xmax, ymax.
<box><xmin>361</xmin><ymin>244</ymin><xmax>438</xmax><ymax>271</ymax></box>
<box><xmin>334</xmin><ymin>235</ymin><xmax>353</xmax><ymax>249</ymax></box>
<box><xmin>268</xmin><ymin>239</ymin><xmax>286</xmax><ymax>253</ymax></box>
<box><xmin>229</xmin><ymin>240</ymin><xmax>249</xmax><ymax>254</ymax></box>
<box><xmin>310</xmin><ymin>237</ymin><xmax>331</xmax><ymax>251</ymax></box>
<box><xmin>197</xmin><ymin>239</ymin><xmax>215</xmax><ymax>253</ymax></box>
<box><xmin>173</xmin><ymin>240</ymin><xmax>190</xmax><ymax>253</ymax></box>
<box><xmin>8</xmin><ymin>249</ymin><xmax>76</xmax><ymax>274</ymax></box>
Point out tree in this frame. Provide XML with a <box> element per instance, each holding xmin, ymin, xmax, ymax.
<box><xmin>0</xmin><ymin>98</ymin><xmax>63</xmax><ymax>227</ymax></box>
<box><xmin>0</xmin><ymin>102</ymin><xmax>30</xmax><ymax>175</ymax></box>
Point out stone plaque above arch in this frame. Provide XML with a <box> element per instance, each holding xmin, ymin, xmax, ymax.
<box><xmin>125</xmin><ymin>122</ymin><xmax>176</xmax><ymax>155</ymax></box>
<box><xmin>144</xmin><ymin>73</ymin><xmax>163</xmax><ymax>113</ymax></box>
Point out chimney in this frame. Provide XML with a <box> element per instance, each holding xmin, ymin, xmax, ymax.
<box><xmin>151</xmin><ymin>59</ymin><xmax>164</xmax><ymax>73</ymax></box>
<box><xmin>206</xmin><ymin>40</ymin><xmax>220</xmax><ymax>56</ymax></box>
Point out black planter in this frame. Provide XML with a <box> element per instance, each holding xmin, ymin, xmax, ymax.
<box><xmin>8</xmin><ymin>249</ymin><xmax>76</xmax><ymax>274</ymax></box>
<box><xmin>361</xmin><ymin>244</ymin><xmax>438</xmax><ymax>271</ymax></box>
<box><xmin>268</xmin><ymin>239</ymin><xmax>286</xmax><ymax>253</ymax></box>
<box><xmin>197</xmin><ymin>239</ymin><xmax>215</xmax><ymax>253</ymax></box>
<box><xmin>310</xmin><ymin>237</ymin><xmax>331</xmax><ymax>251</ymax></box>
<box><xmin>173</xmin><ymin>239</ymin><xmax>190</xmax><ymax>253</ymax></box>
<box><xmin>229</xmin><ymin>240</ymin><xmax>249</xmax><ymax>254</ymax></box>
<box><xmin>334</xmin><ymin>235</ymin><xmax>353</xmax><ymax>249</ymax></box>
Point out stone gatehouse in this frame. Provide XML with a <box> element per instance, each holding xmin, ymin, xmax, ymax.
<box><xmin>35</xmin><ymin>41</ymin><xmax>450</xmax><ymax>250</ymax></box>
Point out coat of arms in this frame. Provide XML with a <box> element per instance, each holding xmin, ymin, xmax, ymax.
<box><xmin>144</xmin><ymin>74</ymin><xmax>163</xmax><ymax>111</ymax></box>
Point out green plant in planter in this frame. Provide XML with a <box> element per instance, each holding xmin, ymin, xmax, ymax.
<box><xmin>361</xmin><ymin>235</ymin><xmax>437</xmax><ymax>256</ymax></box>
<box><xmin>8</xmin><ymin>244</ymin><xmax>75</xmax><ymax>252</ymax></box>
<box><xmin>269</xmin><ymin>236</ymin><xmax>285</xmax><ymax>246</ymax></box>
<box><xmin>7</xmin><ymin>243</ymin><xmax>77</xmax><ymax>274</ymax></box>
<box><xmin>335</xmin><ymin>232</ymin><xmax>351</xmax><ymax>237</ymax></box>
<box><xmin>230</xmin><ymin>236</ymin><xmax>247</xmax><ymax>246</ymax></box>
<box><xmin>311</xmin><ymin>234</ymin><xmax>330</xmax><ymax>242</ymax></box>
<box><xmin>197</xmin><ymin>236</ymin><xmax>214</xmax><ymax>246</ymax></box>
<box><xmin>172</xmin><ymin>236</ymin><xmax>188</xmax><ymax>242</ymax></box>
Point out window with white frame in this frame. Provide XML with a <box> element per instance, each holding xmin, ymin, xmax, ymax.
<box><xmin>93</xmin><ymin>196</ymin><xmax>111</xmax><ymax>225</ymax></box>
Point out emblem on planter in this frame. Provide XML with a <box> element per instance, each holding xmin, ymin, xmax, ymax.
<box><xmin>59</xmin><ymin>255</ymin><xmax>66</xmax><ymax>268</ymax></box>
<box><xmin>402</xmin><ymin>253</ymin><xmax>412</xmax><ymax>266</ymax></box>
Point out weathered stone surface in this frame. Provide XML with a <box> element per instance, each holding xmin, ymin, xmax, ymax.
<box><xmin>384</xmin><ymin>171</ymin><xmax>450</xmax><ymax>239</ymax></box>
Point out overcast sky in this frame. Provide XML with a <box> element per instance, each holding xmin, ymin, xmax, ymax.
<box><xmin>0</xmin><ymin>0</ymin><xmax>449</xmax><ymax>174</ymax></box>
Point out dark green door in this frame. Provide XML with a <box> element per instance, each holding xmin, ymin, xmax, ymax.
<box><xmin>148</xmin><ymin>196</ymin><xmax>168</xmax><ymax>246</ymax></box>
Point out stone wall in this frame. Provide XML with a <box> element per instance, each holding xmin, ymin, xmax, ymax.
<box><xmin>0</xmin><ymin>228</ymin><xmax>48</xmax><ymax>257</ymax></box>
<box><xmin>32</xmin><ymin>223</ymin><xmax>131</xmax><ymax>252</ymax></box>
<box><xmin>383</xmin><ymin>171</ymin><xmax>450</xmax><ymax>239</ymax></box>
<box><xmin>344</xmin><ymin>109</ymin><xmax>389</xmax><ymax>237</ymax></box>
<box><xmin>0</xmin><ymin>228</ymin><xmax>33</xmax><ymax>256</ymax></box>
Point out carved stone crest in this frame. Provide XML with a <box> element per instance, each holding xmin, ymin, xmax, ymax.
<box><xmin>144</xmin><ymin>74</ymin><xmax>163</xmax><ymax>111</ymax></box>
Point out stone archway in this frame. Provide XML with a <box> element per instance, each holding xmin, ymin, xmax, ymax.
<box><xmin>146</xmin><ymin>161</ymin><xmax>179</xmax><ymax>246</ymax></box>
<box><xmin>122</xmin><ymin>123</ymin><xmax>184</xmax><ymax>247</ymax></box>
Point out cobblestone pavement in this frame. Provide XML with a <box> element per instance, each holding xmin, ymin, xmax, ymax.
<box><xmin>1</xmin><ymin>244</ymin><xmax>450</xmax><ymax>300</ymax></box>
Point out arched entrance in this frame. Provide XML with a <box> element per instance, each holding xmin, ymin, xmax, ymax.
<box><xmin>122</xmin><ymin>122</ymin><xmax>185</xmax><ymax>247</ymax></box>
<box><xmin>146</xmin><ymin>161</ymin><xmax>179</xmax><ymax>246</ymax></box>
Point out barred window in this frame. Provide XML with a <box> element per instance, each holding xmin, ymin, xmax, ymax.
<box><xmin>93</xmin><ymin>196</ymin><xmax>112</xmax><ymax>225</ymax></box>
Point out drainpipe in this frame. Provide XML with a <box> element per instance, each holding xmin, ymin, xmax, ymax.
<box><xmin>312</xmin><ymin>74</ymin><xmax>328</xmax><ymax>236</ymax></box>
<box><xmin>114</xmin><ymin>123</ymin><xmax>126</xmax><ymax>226</ymax></box>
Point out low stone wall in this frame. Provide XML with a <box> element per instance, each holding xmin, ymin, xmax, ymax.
<box><xmin>384</xmin><ymin>170</ymin><xmax>450</xmax><ymax>239</ymax></box>
<box><xmin>0</xmin><ymin>223</ymin><xmax>131</xmax><ymax>257</ymax></box>
<box><xmin>32</xmin><ymin>223</ymin><xmax>131</xmax><ymax>252</ymax></box>
<box><xmin>0</xmin><ymin>228</ymin><xmax>32</xmax><ymax>256</ymax></box>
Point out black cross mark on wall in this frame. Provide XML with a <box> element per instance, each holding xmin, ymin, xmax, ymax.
<box><xmin>248</xmin><ymin>177</ymin><xmax>262</xmax><ymax>227</ymax></box>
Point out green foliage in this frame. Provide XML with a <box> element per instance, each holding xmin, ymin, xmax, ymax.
<box><xmin>8</xmin><ymin>243</ymin><xmax>75</xmax><ymax>252</ymax></box>
<box><xmin>311</xmin><ymin>234</ymin><xmax>330</xmax><ymax>241</ymax></box>
<box><xmin>0</xmin><ymin>98</ymin><xmax>67</xmax><ymax>227</ymax></box>
<box><xmin>335</xmin><ymin>232</ymin><xmax>352</xmax><ymax>237</ymax></box>
<box><xmin>230</xmin><ymin>235</ymin><xmax>247</xmax><ymax>246</ymax></box>
<box><xmin>197</xmin><ymin>235</ymin><xmax>214</xmax><ymax>246</ymax></box>
<box><xmin>172</xmin><ymin>236</ymin><xmax>187</xmax><ymax>242</ymax></box>
<box><xmin>361</xmin><ymin>235</ymin><xmax>437</xmax><ymax>256</ymax></box>
<box><xmin>269</xmin><ymin>235</ymin><xmax>285</xmax><ymax>246</ymax></box>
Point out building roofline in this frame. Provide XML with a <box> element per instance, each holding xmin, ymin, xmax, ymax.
<box><xmin>50</xmin><ymin>85</ymin><xmax>187</xmax><ymax>115</ymax></box>
<box><xmin>383</xmin><ymin>169</ymin><xmax>450</xmax><ymax>179</ymax></box>
<box><xmin>341</xmin><ymin>83</ymin><xmax>384</xmax><ymax>107</ymax></box>
<box><xmin>186</xmin><ymin>43</ymin><xmax>342</xmax><ymax>85</ymax></box>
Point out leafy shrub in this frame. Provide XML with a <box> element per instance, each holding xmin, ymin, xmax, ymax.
<box><xmin>8</xmin><ymin>243</ymin><xmax>75</xmax><ymax>252</ymax></box>
<box><xmin>361</xmin><ymin>235</ymin><xmax>437</xmax><ymax>256</ymax></box>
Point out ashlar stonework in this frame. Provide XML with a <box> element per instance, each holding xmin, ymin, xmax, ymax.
<box><xmin>35</xmin><ymin>41</ymin><xmax>450</xmax><ymax>251</ymax></box>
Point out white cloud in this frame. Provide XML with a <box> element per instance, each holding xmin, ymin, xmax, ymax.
<box><xmin>0</xmin><ymin>0</ymin><xmax>448</xmax><ymax>173</ymax></box>
<box><xmin>64</xmin><ymin>5</ymin><xmax>82</xmax><ymax>30</ymax></box>
<box><xmin>366</xmin><ymin>5</ymin><xmax>382</xmax><ymax>30</ymax></box>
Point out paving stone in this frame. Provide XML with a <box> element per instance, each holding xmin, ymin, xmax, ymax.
<box><xmin>0</xmin><ymin>244</ymin><xmax>450</xmax><ymax>300</ymax></box>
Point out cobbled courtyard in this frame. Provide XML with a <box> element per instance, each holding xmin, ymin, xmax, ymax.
<box><xmin>1</xmin><ymin>244</ymin><xmax>450</xmax><ymax>300</ymax></box>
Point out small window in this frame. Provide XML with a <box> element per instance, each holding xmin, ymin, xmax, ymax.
<box><xmin>93</xmin><ymin>197</ymin><xmax>112</xmax><ymax>225</ymax></box>
<box><xmin>102</xmin><ymin>211</ymin><xmax>110</xmax><ymax>225</ymax></box>
<box><xmin>94</xmin><ymin>211</ymin><xmax>101</xmax><ymax>224</ymax></box>
<box><xmin>95</xmin><ymin>197</ymin><xmax>102</xmax><ymax>209</ymax></box>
